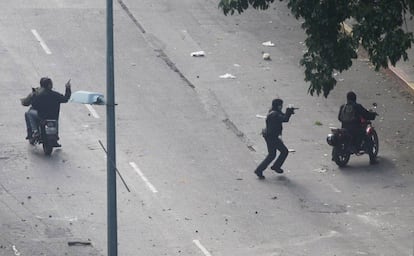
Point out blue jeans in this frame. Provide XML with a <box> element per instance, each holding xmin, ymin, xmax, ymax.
<box><xmin>24</xmin><ymin>108</ymin><xmax>38</xmax><ymax>137</ymax></box>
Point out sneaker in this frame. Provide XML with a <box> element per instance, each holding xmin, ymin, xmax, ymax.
<box><xmin>271</xmin><ymin>166</ymin><xmax>284</xmax><ymax>174</ymax></box>
<box><xmin>52</xmin><ymin>142</ymin><xmax>62</xmax><ymax>147</ymax></box>
<box><xmin>32</xmin><ymin>130</ymin><xmax>39</xmax><ymax>139</ymax></box>
<box><xmin>254</xmin><ymin>170</ymin><xmax>265</xmax><ymax>179</ymax></box>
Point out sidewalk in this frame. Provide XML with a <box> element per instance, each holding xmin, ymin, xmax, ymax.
<box><xmin>342</xmin><ymin>23</ymin><xmax>414</xmax><ymax>93</ymax></box>
<box><xmin>387</xmin><ymin>49</ymin><xmax>414</xmax><ymax>93</ymax></box>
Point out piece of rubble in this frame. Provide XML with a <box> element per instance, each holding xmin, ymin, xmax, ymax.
<box><xmin>219</xmin><ymin>73</ymin><xmax>236</xmax><ymax>79</ymax></box>
<box><xmin>68</xmin><ymin>241</ymin><xmax>92</xmax><ymax>246</ymax></box>
<box><xmin>262</xmin><ymin>41</ymin><xmax>275</xmax><ymax>47</ymax></box>
<box><xmin>190</xmin><ymin>51</ymin><xmax>205</xmax><ymax>57</ymax></box>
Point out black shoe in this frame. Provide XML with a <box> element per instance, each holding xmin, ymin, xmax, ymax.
<box><xmin>271</xmin><ymin>166</ymin><xmax>284</xmax><ymax>174</ymax></box>
<box><xmin>254</xmin><ymin>170</ymin><xmax>265</xmax><ymax>179</ymax></box>
<box><xmin>53</xmin><ymin>142</ymin><xmax>62</xmax><ymax>147</ymax></box>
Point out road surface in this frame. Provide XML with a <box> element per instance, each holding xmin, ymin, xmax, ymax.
<box><xmin>0</xmin><ymin>1</ymin><xmax>413</xmax><ymax>255</ymax></box>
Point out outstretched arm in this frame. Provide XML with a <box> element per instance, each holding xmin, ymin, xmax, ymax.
<box><xmin>58</xmin><ymin>79</ymin><xmax>72</xmax><ymax>103</ymax></box>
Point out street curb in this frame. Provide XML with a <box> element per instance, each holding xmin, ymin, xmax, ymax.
<box><xmin>341</xmin><ymin>23</ymin><xmax>414</xmax><ymax>94</ymax></box>
<box><xmin>387</xmin><ymin>65</ymin><xmax>414</xmax><ymax>93</ymax></box>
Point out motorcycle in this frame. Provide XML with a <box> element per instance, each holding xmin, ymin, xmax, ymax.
<box><xmin>30</xmin><ymin>119</ymin><xmax>59</xmax><ymax>156</ymax></box>
<box><xmin>327</xmin><ymin>104</ymin><xmax>379</xmax><ymax>167</ymax></box>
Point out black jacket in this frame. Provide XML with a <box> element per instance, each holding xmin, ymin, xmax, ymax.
<box><xmin>32</xmin><ymin>87</ymin><xmax>71</xmax><ymax>119</ymax></box>
<box><xmin>264</xmin><ymin>109</ymin><xmax>292</xmax><ymax>138</ymax></box>
<box><xmin>338</xmin><ymin>101</ymin><xmax>375</xmax><ymax>129</ymax></box>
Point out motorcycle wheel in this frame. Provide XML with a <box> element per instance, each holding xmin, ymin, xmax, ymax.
<box><xmin>332</xmin><ymin>146</ymin><xmax>350</xmax><ymax>167</ymax></box>
<box><xmin>368</xmin><ymin>130</ymin><xmax>379</xmax><ymax>164</ymax></box>
<box><xmin>43</xmin><ymin>142</ymin><xmax>53</xmax><ymax>156</ymax></box>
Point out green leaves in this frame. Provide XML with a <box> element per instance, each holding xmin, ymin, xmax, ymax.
<box><xmin>219</xmin><ymin>0</ymin><xmax>275</xmax><ymax>15</ymax></box>
<box><xmin>218</xmin><ymin>0</ymin><xmax>414</xmax><ymax>97</ymax></box>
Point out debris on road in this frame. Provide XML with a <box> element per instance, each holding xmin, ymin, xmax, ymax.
<box><xmin>262</xmin><ymin>52</ymin><xmax>271</xmax><ymax>60</ymax></box>
<box><xmin>255</xmin><ymin>114</ymin><xmax>266</xmax><ymax>119</ymax></box>
<box><xmin>219</xmin><ymin>73</ymin><xmax>236</xmax><ymax>79</ymax></box>
<box><xmin>315</xmin><ymin>121</ymin><xmax>323</xmax><ymax>126</ymax></box>
<box><xmin>12</xmin><ymin>245</ymin><xmax>20</xmax><ymax>256</ymax></box>
<box><xmin>190</xmin><ymin>51</ymin><xmax>205</xmax><ymax>57</ymax></box>
<box><xmin>288</xmin><ymin>149</ymin><xmax>296</xmax><ymax>153</ymax></box>
<box><xmin>68</xmin><ymin>241</ymin><xmax>92</xmax><ymax>246</ymax></box>
<box><xmin>262</xmin><ymin>41</ymin><xmax>275</xmax><ymax>47</ymax></box>
<box><xmin>313</xmin><ymin>167</ymin><xmax>328</xmax><ymax>173</ymax></box>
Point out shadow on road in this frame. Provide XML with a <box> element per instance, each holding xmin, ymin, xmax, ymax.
<box><xmin>335</xmin><ymin>155</ymin><xmax>396</xmax><ymax>176</ymax></box>
<box><xmin>29</xmin><ymin>145</ymin><xmax>65</xmax><ymax>164</ymax></box>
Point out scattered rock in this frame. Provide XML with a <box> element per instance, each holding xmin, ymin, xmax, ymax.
<box><xmin>262</xmin><ymin>41</ymin><xmax>275</xmax><ymax>47</ymax></box>
<box><xmin>219</xmin><ymin>73</ymin><xmax>236</xmax><ymax>79</ymax></box>
<box><xmin>190</xmin><ymin>51</ymin><xmax>205</xmax><ymax>57</ymax></box>
<box><xmin>68</xmin><ymin>241</ymin><xmax>92</xmax><ymax>246</ymax></box>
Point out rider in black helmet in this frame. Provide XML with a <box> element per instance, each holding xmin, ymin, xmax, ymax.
<box><xmin>338</xmin><ymin>91</ymin><xmax>376</xmax><ymax>152</ymax></box>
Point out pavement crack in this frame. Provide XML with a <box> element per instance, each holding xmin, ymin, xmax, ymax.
<box><xmin>117</xmin><ymin>0</ymin><xmax>196</xmax><ymax>90</ymax></box>
<box><xmin>223</xmin><ymin>118</ymin><xmax>256</xmax><ymax>152</ymax></box>
<box><xmin>154</xmin><ymin>49</ymin><xmax>195</xmax><ymax>89</ymax></box>
<box><xmin>117</xmin><ymin>0</ymin><xmax>146</xmax><ymax>34</ymax></box>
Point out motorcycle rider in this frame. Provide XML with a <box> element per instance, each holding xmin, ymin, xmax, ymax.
<box><xmin>254</xmin><ymin>98</ymin><xmax>295</xmax><ymax>179</ymax></box>
<box><xmin>31</xmin><ymin>77</ymin><xmax>72</xmax><ymax>146</ymax></box>
<box><xmin>21</xmin><ymin>79</ymin><xmax>48</xmax><ymax>142</ymax></box>
<box><xmin>338</xmin><ymin>91</ymin><xmax>376</xmax><ymax>153</ymax></box>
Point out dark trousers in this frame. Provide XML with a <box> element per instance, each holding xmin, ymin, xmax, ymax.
<box><xmin>255</xmin><ymin>136</ymin><xmax>289</xmax><ymax>173</ymax></box>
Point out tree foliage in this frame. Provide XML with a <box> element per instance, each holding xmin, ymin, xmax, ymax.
<box><xmin>218</xmin><ymin>0</ymin><xmax>414</xmax><ymax>97</ymax></box>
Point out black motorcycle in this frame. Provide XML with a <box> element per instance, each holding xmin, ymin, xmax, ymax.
<box><xmin>327</xmin><ymin>107</ymin><xmax>379</xmax><ymax>167</ymax></box>
<box><xmin>30</xmin><ymin>119</ymin><xmax>59</xmax><ymax>155</ymax></box>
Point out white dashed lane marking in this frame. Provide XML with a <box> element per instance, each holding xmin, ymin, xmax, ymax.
<box><xmin>85</xmin><ymin>104</ymin><xmax>100</xmax><ymax>119</ymax></box>
<box><xmin>193</xmin><ymin>240</ymin><xmax>213</xmax><ymax>256</ymax></box>
<box><xmin>31</xmin><ymin>29</ymin><xmax>52</xmax><ymax>55</ymax></box>
<box><xmin>129</xmin><ymin>162</ymin><xmax>158</xmax><ymax>193</ymax></box>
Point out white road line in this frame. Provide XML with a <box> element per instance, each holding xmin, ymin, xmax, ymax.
<box><xmin>31</xmin><ymin>29</ymin><xmax>52</xmax><ymax>54</ymax></box>
<box><xmin>85</xmin><ymin>104</ymin><xmax>100</xmax><ymax>119</ymax></box>
<box><xmin>193</xmin><ymin>240</ymin><xmax>212</xmax><ymax>256</ymax></box>
<box><xmin>129</xmin><ymin>162</ymin><xmax>158</xmax><ymax>193</ymax></box>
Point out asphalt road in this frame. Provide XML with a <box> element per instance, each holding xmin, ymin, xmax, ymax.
<box><xmin>1</xmin><ymin>1</ymin><xmax>413</xmax><ymax>255</ymax></box>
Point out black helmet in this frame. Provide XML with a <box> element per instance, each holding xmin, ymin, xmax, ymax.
<box><xmin>272</xmin><ymin>98</ymin><xmax>283</xmax><ymax>110</ymax></box>
<box><xmin>40</xmin><ymin>77</ymin><xmax>52</xmax><ymax>88</ymax></box>
<box><xmin>346</xmin><ymin>91</ymin><xmax>356</xmax><ymax>102</ymax></box>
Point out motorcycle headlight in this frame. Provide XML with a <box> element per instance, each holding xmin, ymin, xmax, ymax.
<box><xmin>326</xmin><ymin>134</ymin><xmax>337</xmax><ymax>146</ymax></box>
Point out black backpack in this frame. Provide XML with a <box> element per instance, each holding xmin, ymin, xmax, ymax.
<box><xmin>340</xmin><ymin>103</ymin><xmax>357</xmax><ymax>122</ymax></box>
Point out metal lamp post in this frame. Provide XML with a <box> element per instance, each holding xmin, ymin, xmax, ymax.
<box><xmin>106</xmin><ymin>0</ymin><xmax>117</xmax><ymax>255</ymax></box>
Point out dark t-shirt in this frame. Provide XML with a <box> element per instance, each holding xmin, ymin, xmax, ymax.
<box><xmin>32</xmin><ymin>87</ymin><xmax>71</xmax><ymax>119</ymax></box>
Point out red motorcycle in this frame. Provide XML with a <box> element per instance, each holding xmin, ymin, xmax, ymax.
<box><xmin>327</xmin><ymin>104</ymin><xmax>379</xmax><ymax>167</ymax></box>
